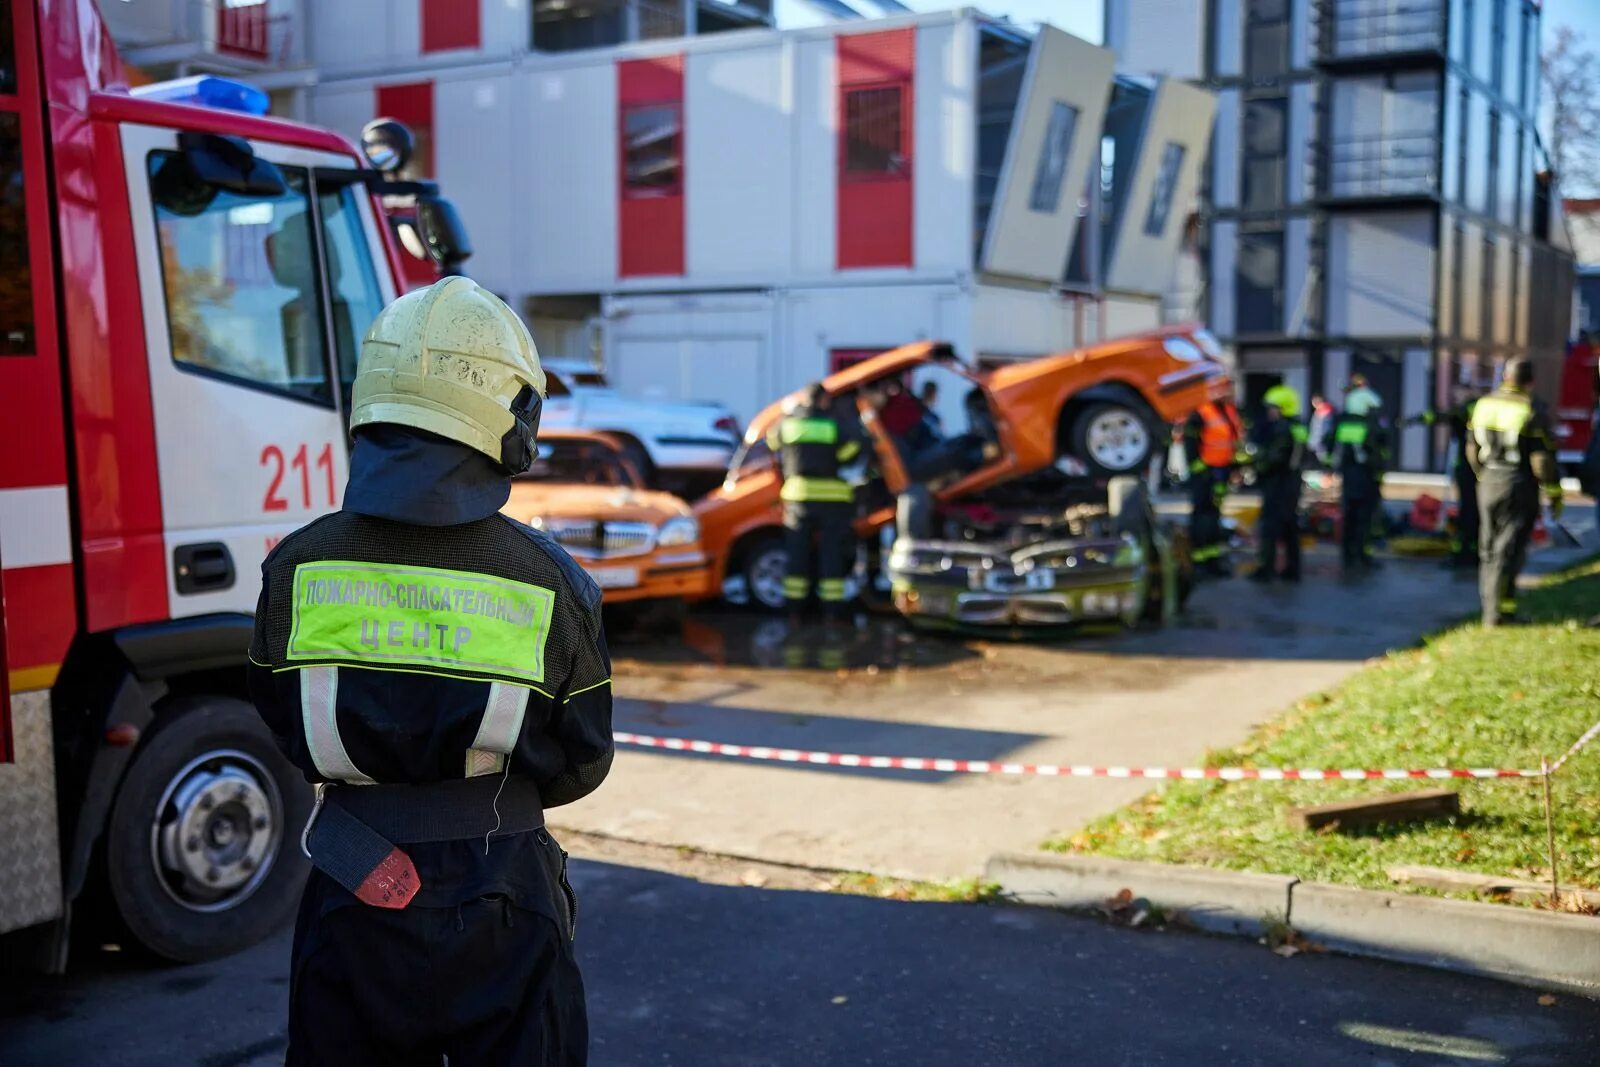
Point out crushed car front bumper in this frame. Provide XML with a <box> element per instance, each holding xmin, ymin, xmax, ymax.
<box><xmin>886</xmin><ymin>534</ymin><xmax>1149</xmax><ymax>628</ymax></box>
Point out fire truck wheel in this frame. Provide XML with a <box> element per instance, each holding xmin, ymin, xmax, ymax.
<box><xmin>105</xmin><ymin>696</ymin><xmax>312</xmax><ymax>963</ymax></box>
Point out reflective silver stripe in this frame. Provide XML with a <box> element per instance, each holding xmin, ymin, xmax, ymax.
<box><xmin>465</xmin><ymin>683</ymin><xmax>529</xmax><ymax>778</ymax></box>
<box><xmin>299</xmin><ymin>666</ymin><xmax>374</xmax><ymax>785</ymax></box>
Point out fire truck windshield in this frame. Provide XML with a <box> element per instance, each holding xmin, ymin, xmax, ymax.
<box><xmin>147</xmin><ymin>151</ymin><xmax>385</xmax><ymax>409</ymax></box>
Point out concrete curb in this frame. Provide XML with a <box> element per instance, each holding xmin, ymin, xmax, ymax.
<box><xmin>985</xmin><ymin>852</ymin><xmax>1293</xmax><ymax>938</ymax></box>
<box><xmin>1292</xmin><ymin>882</ymin><xmax>1600</xmax><ymax>997</ymax></box>
<box><xmin>985</xmin><ymin>852</ymin><xmax>1600</xmax><ymax>997</ymax></box>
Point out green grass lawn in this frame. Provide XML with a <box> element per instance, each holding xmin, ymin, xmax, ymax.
<box><xmin>1047</xmin><ymin>559</ymin><xmax>1600</xmax><ymax>898</ymax></box>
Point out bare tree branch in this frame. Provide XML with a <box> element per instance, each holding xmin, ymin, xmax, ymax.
<box><xmin>1544</xmin><ymin>26</ymin><xmax>1600</xmax><ymax>197</ymax></box>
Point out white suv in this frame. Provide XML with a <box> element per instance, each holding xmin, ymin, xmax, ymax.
<box><xmin>539</xmin><ymin>361</ymin><xmax>741</xmax><ymax>497</ymax></box>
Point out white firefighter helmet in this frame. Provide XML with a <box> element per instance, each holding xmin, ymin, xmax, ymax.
<box><xmin>350</xmin><ymin>277</ymin><xmax>547</xmax><ymax>473</ymax></box>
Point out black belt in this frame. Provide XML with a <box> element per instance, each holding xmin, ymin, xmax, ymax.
<box><xmin>302</xmin><ymin>776</ymin><xmax>545</xmax><ymax>909</ymax></box>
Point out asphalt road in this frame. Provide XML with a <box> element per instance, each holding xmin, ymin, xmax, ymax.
<box><xmin>3</xmin><ymin>860</ymin><xmax>1596</xmax><ymax>1067</ymax></box>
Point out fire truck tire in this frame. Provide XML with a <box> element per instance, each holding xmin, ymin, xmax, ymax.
<box><xmin>105</xmin><ymin>696</ymin><xmax>311</xmax><ymax>963</ymax></box>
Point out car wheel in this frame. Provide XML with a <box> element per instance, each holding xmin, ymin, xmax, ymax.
<box><xmin>741</xmin><ymin>535</ymin><xmax>790</xmax><ymax>612</ymax></box>
<box><xmin>1072</xmin><ymin>402</ymin><xmax>1155</xmax><ymax>477</ymax></box>
<box><xmin>105</xmin><ymin>696</ymin><xmax>311</xmax><ymax>963</ymax></box>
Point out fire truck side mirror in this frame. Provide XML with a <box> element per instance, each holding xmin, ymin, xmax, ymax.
<box><xmin>176</xmin><ymin>131</ymin><xmax>287</xmax><ymax>199</ymax></box>
<box><xmin>415</xmin><ymin>194</ymin><xmax>473</xmax><ymax>275</ymax></box>
<box><xmin>361</xmin><ymin>118</ymin><xmax>414</xmax><ymax>177</ymax></box>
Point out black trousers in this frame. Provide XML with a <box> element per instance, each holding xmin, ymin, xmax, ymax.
<box><xmin>1453</xmin><ymin>462</ymin><xmax>1480</xmax><ymax>559</ymax></box>
<box><xmin>1189</xmin><ymin>467</ymin><xmax>1226</xmax><ymax>563</ymax></box>
<box><xmin>1256</xmin><ymin>473</ymin><xmax>1301</xmax><ymax>578</ymax></box>
<box><xmin>1478</xmin><ymin>471</ymin><xmax>1538</xmax><ymax>624</ymax></box>
<box><xmin>287</xmin><ymin>868</ymin><xmax>587</xmax><ymax>1066</ymax></box>
<box><xmin>1341</xmin><ymin>466</ymin><xmax>1380</xmax><ymax>566</ymax></box>
<box><xmin>782</xmin><ymin>499</ymin><xmax>853</xmax><ymax>608</ymax></box>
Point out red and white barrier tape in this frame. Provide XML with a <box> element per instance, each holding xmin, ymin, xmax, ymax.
<box><xmin>1550</xmin><ymin>718</ymin><xmax>1600</xmax><ymax>775</ymax></box>
<box><xmin>612</xmin><ymin>731</ymin><xmax>1548</xmax><ymax>780</ymax></box>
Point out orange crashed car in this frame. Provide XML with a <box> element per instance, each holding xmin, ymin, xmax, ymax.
<box><xmin>503</xmin><ymin>429</ymin><xmax>712</xmax><ymax>604</ymax></box>
<box><xmin>694</xmin><ymin>324</ymin><xmax>1234</xmax><ymax>609</ymax></box>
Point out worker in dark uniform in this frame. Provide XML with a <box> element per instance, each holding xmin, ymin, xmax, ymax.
<box><xmin>1179</xmin><ymin>401</ymin><xmax>1240</xmax><ymax>576</ymax></box>
<box><xmin>767</xmin><ymin>383</ymin><xmax>861</xmax><ymax>617</ymax></box>
<box><xmin>1415</xmin><ymin>386</ymin><xmax>1481</xmax><ymax>567</ymax></box>
<box><xmin>1466</xmin><ymin>358</ymin><xmax>1564</xmax><ymax>627</ymax></box>
<box><xmin>1329</xmin><ymin>382</ymin><xmax>1389</xmax><ymax>571</ymax></box>
<box><xmin>1250</xmin><ymin>383</ymin><xmax>1306</xmax><ymax>583</ymax></box>
<box><xmin>247</xmin><ymin>278</ymin><xmax>611</xmax><ymax>1066</ymax></box>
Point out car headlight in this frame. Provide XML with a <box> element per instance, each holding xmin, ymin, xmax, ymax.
<box><xmin>656</xmin><ymin>516</ymin><xmax>699</xmax><ymax>547</ymax></box>
<box><xmin>1163</xmin><ymin>336</ymin><xmax>1204</xmax><ymax>362</ymax></box>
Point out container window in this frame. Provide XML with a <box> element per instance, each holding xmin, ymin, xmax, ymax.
<box><xmin>843</xmin><ymin>85</ymin><xmax>907</xmax><ymax>177</ymax></box>
<box><xmin>622</xmin><ymin>102</ymin><xmax>683</xmax><ymax>196</ymax></box>
<box><xmin>1144</xmin><ymin>142</ymin><xmax>1187</xmax><ymax>237</ymax></box>
<box><xmin>1028</xmin><ymin>101</ymin><xmax>1080</xmax><ymax>213</ymax></box>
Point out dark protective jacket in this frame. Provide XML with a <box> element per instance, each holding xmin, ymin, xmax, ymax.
<box><xmin>1250</xmin><ymin>415</ymin><xmax>1304</xmax><ymax>481</ymax></box>
<box><xmin>1329</xmin><ymin>408</ymin><xmax>1389</xmax><ymax>475</ymax></box>
<box><xmin>766</xmin><ymin>402</ymin><xmax>862</xmax><ymax>504</ymax></box>
<box><xmin>1466</xmin><ymin>386</ymin><xmax>1560</xmax><ymax>487</ymax></box>
<box><xmin>247</xmin><ymin>427</ymin><xmax>612</xmax><ymax>910</ymax></box>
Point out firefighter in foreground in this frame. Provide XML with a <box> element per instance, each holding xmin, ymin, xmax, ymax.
<box><xmin>1250</xmin><ymin>384</ymin><xmax>1306</xmax><ymax>583</ymax></box>
<box><xmin>1329</xmin><ymin>379</ymin><xmax>1388</xmax><ymax>571</ymax></box>
<box><xmin>768</xmin><ymin>383</ymin><xmax>862</xmax><ymax>617</ymax></box>
<box><xmin>1179</xmin><ymin>401</ymin><xmax>1240</xmax><ymax>576</ymax></box>
<box><xmin>1466</xmin><ymin>358</ymin><xmax>1563</xmax><ymax>627</ymax></box>
<box><xmin>248</xmin><ymin>278</ymin><xmax>611</xmax><ymax>1065</ymax></box>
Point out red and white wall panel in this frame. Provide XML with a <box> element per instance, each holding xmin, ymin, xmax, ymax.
<box><xmin>309</xmin><ymin>14</ymin><xmax>980</xmax><ymax>304</ymax></box>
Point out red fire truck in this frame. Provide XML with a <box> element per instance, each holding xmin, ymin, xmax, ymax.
<box><xmin>0</xmin><ymin>0</ymin><xmax>462</xmax><ymax>967</ymax></box>
<box><xmin>1558</xmin><ymin>335</ymin><xmax>1598</xmax><ymax>470</ymax></box>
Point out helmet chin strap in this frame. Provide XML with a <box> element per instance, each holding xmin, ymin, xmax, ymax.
<box><xmin>499</xmin><ymin>387</ymin><xmax>544</xmax><ymax>474</ymax></box>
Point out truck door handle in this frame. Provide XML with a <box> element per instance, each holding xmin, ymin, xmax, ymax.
<box><xmin>174</xmin><ymin>543</ymin><xmax>235</xmax><ymax>595</ymax></box>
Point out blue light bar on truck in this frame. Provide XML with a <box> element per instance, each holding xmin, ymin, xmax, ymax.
<box><xmin>130</xmin><ymin>75</ymin><xmax>270</xmax><ymax>116</ymax></box>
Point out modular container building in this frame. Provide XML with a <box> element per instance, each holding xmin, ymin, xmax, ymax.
<box><xmin>309</xmin><ymin>10</ymin><xmax>1214</xmax><ymax>421</ymax></box>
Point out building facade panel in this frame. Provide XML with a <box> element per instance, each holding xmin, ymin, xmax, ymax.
<box><xmin>836</xmin><ymin>28</ymin><xmax>916</xmax><ymax>269</ymax></box>
<box><xmin>618</xmin><ymin>54</ymin><xmax>686</xmax><ymax>277</ymax></box>
<box><xmin>913</xmin><ymin>19</ymin><xmax>976</xmax><ymax>276</ymax></box>
<box><xmin>524</xmin><ymin>63</ymin><xmax>620</xmax><ymax>293</ymax></box>
<box><xmin>435</xmin><ymin>73</ymin><xmax>517</xmax><ymax>294</ymax></box>
<box><xmin>1325</xmin><ymin>211</ymin><xmax>1436</xmax><ymax>338</ymax></box>
<box><xmin>685</xmin><ymin>40</ymin><xmax>795</xmax><ymax>280</ymax></box>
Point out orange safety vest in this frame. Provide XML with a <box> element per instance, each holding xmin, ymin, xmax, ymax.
<box><xmin>1197</xmin><ymin>402</ymin><xmax>1239</xmax><ymax>468</ymax></box>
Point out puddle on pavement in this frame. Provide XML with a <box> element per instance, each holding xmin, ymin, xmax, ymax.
<box><xmin>611</xmin><ymin>611</ymin><xmax>983</xmax><ymax>671</ymax></box>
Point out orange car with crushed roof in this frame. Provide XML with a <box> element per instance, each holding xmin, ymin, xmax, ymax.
<box><xmin>693</xmin><ymin>324</ymin><xmax>1235</xmax><ymax>609</ymax></box>
<box><xmin>502</xmin><ymin>429</ymin><xmax>711</xmax><ymax>604</ymax></box>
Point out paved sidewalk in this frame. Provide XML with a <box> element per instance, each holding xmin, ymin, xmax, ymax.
<box><xmin>556</xmin><ymin>541</ymin><xmax>1589</xmax><ymax>880</ymax></box>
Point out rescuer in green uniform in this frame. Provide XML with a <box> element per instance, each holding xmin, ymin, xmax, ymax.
<box><xmin>767</xmin><ymin>383</ymin><xmax>862</xmax><ymax>617</ymax></box>
<box><xmin>1249</xmin><ymin>384</ymin><xmax>1306</xmax><ymax>583</ymax></box>
<box><xmin>1466</xmin><ymin>358</ymin><xmax>1563</xmax><ymax>627</ymax></box>
<box><xmin>1329</xmin><ymin>382</ymin><xmax>1389</xmax><ymax>571</ymax></box>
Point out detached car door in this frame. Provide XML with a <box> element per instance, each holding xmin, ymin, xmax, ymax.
<box><xmin>978</xmin><ymin>26</ymin><xmax>1114</xmax><ymax>285</ymax></box>
<box><xmin>121</xmin><ymin>126</ymin><xmax>396</xmax><ymax>619</ymax></box>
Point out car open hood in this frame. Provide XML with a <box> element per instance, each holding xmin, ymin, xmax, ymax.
<box><xmin>504</xmin><ymin>483</ymin><xmax>691</xmax><ymax>526</ymax></box>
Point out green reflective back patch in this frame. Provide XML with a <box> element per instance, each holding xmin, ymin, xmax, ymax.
<box><xmin>1334</xmin><ymin>421</ymin><xmax>1368</xmax><ymax>445</ymax></box>
<box><xmin>287</xmin><ymin>561</ymin><xmax>555</xmax><ymax>684</ymax></box>
<box><xmin>780</xmin><ymin>417</ymin><xmax>839</xmax><ymax>446</ymax></box>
